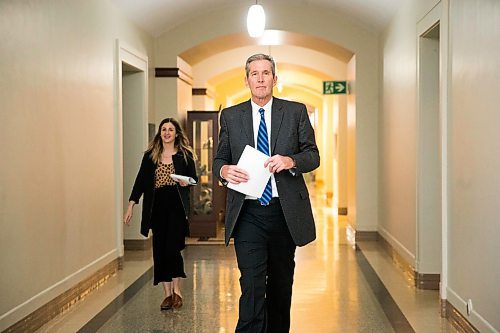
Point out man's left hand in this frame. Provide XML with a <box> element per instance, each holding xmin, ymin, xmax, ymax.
<box><xmin>264</xmin><ymin>155</ymin><xmax>295</xmax><ymax>173</ymax></box>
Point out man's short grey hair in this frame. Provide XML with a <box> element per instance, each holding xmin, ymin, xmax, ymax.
<box><xmin>245</xmin><ymin>53</ymin><xmax>276</xmax><ymax>77</ymax></box>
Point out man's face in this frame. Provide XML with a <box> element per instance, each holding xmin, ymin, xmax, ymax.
<box><xmin>245</xmin><ymin>59</ymin><xmax>277</xmax><ymax>104</ymax></box>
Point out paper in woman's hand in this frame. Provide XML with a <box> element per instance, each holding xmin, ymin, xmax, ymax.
<box><xmin>170</xmin><ymin>174</ymin><xmax>197</xmax><ymax>185</ymax></box>
<box><xmin>227</xmin><ymin>145</ymin><xmax>272</xmax><ymax>198</ymax></box>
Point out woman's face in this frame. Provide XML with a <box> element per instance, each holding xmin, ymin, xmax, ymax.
<box><xmin>160</xmin><ymin>122</ymin><xmax>177</xmax><ymax>145</ymax></box>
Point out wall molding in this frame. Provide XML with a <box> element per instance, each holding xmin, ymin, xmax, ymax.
<box><xmin>192</xmin><ymin>88</ymin><xmax>207</xmax><ymax>95</ymax></box>
<box><xmin>378</xmin><ymin>226</ymin><xmax>416</xmax><ymax>267</ymax></box>
<box><xmin>155</xmin><ymin>67</ymin><xmax>193</xmax><ymax>85</ymax></box>
<box><xmin>376</xmin><ymin>232</ymin><xmax>416</xmax><ymax>284</ymax></box>
<box><xmin>192</xmin><ymin>87</ymin><xmax>215</xmax><ymax>99</ymax></box>
<box><xmin>358</xmin><ymin>230</ymin><xmax>440</xmax><ymax>290</ymax></box>
<box><xmin>446</xmin><ymin>287</ymin><xmax>497</xmax><ymax>333</ymax></box>
<box><xmin>0</xmin><ymin>250</ymin><xmax>119</xmax><ymax>331</ymax></box>
<box><xmin>3</xmin><ymin>256</ymin><xmax>121</xmax><ymax>333</ymax></box>
<box><xmin>114</xmin><ymin>38</ymin><xmax>149</xmax><ymax>259</ymax></box>
<box><xmin>155</xmin><ymin>67</ymin><xmax>179</xmax><ymax>77</ymax></box>
<box><xmin>414</xmin><ymin>272</ymin><xmax>440</xmax><ymax>290</ymax></box>
<box><xmin>360</xmin><ymin>231</ymin><xmax>495</xmax><ymax>331</ymax></box>
<box><xmin>443</xmin><ymin>299</ymin><xmax>479</xmax><ymax>333</ymax></box>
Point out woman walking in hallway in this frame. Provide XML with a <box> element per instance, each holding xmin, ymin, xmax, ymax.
<box><xmin>124</xmin><ymin>118</ymin><xmax>198</xmax><ymax>311</ymax></box>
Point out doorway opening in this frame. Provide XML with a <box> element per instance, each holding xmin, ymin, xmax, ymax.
<box><xmin>114</xmin><ymin>41</ymin><xmax>149</xmax><ymax>256</ymax></box>
<box><xmin>416</xmin><ymin>19</ymin><xmax>441</xmax><ymax>289</ymax></box>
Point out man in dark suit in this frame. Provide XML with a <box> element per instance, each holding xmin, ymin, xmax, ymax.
<box><xmin>214</xmin><ymin>54</ymin><xmax>320</xmax><ymax>333</ymax></box>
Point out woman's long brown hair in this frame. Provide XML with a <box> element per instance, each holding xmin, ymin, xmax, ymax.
<box><xmin>147</xmin><ymin>118</ymin><xmax>196</xmax><ymax>164</ymax></box>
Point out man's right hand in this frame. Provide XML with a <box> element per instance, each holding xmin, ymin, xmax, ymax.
<box><xmin>221</xmin><ymin>165</ymin><xmax>250</xmax><ymax>184</ymax></box>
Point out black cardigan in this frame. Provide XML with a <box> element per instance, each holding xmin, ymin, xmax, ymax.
<box><xmin>129</xmin><ymin>150</ymin><xmax>198</xmax><ymax>237</ymax></box>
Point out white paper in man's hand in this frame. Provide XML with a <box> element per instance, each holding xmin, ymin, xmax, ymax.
<box><xmin>227</xmin><ymin>145</ymin><xmax>271</xmax><ymax>197</ymax></box>
<box><xmin>170</xmin><ymin>174</ymin><xmax>197</xmax><ymax>185</ymax></box>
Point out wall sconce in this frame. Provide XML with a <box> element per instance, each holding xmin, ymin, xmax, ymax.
<box><xmin>247</xmin><ymin>2</ymin><xmax>266</xmax><ymax>38</ymax></box>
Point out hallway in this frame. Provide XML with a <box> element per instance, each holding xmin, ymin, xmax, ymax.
<box><xmin>2</xmin><ymin>1</ymin><xmax>499</xmax><ymax>332</ymax></box>
<box><xmin>36</xmin><ymin>191</ymin><xmax>455</xmax><ymax>332</ymax></box>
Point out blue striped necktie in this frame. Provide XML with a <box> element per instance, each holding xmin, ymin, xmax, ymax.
<box><xmin>257</xmin><ymin>108</ymin><xmax>272</xmax><ymax>205</ymax></box>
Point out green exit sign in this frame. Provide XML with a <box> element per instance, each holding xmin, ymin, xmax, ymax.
<box><xmin>323</xmin><ymin>81</ymin><xmax>347</xmax><ymax>94</ymax></box>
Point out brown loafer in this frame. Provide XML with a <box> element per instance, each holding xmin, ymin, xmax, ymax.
<box><xmin>172</xmin><ymin>292</ymin><xmax>183</xmax><ymax>309</ymax></box>
<box><xmin>160</xmin><ymin>295</ymin><xmax>173</xmax><ymax>310</ymax></box>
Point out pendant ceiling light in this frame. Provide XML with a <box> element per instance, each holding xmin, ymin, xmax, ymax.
<box><xmin>247</xmin><ymin>2</ymin><xmax>266</xmax><ymax>38</ymax></box>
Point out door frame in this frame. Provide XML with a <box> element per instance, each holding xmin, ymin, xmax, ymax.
<box><xmin>415</xmin><ymin>0</ymin><xmax>450</xmax><ymax>298</ymax></box>
<box><xmin>114</xmin><ymin>39</ymin><xmax>148</xmax><ymax>257</ymax></box>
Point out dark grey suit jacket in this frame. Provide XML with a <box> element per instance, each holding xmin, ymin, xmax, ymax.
<box><xmin>214</xmin><ymin>98</ymin><xmax>320</xmax><ymax>246</ymax></box>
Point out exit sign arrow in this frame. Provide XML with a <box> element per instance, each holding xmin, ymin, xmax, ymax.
<box><xmin>323</xmin><ymin>81</ymin><xmax>347</xmax><ymax>94</ymax></box>
<box><xmin>334</xmin><ymin>82</ymin><xmax>345</xmax><ymax>93</ymax></box>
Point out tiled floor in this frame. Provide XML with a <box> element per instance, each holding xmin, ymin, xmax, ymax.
<box><xmin>36</xmin><ymin>189</ymin><xmax>456</xmax><ymax>333</ymax></box>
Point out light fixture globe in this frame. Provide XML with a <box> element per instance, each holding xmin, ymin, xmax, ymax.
<box><xmin>247</xmin><ymin>4</ymin><xmax>266</xmax><ymax>38</ymax></box>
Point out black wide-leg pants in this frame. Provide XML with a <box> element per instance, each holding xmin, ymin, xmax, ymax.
<box><xmin>233</xmin><ymin>199</ymin><xmax>296</xmax><ymax>333</ymax></box>
<box><xmin>151</xmin><ymin>185</ymin><xmax>187</xmax><ymax>285</ymax></box>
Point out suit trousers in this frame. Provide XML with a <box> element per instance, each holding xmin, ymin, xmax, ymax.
<box><xmin>233</xmin><ymin>199</ymin><xmax>296</xmax><ymax>333</ymax></box>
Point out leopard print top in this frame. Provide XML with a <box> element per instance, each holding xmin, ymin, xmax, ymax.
<box><xmin>155</xmin><ymin>162</ymin><xmax>176</xmax><ymax>188</ymax></box>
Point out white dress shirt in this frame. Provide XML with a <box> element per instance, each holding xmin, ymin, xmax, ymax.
<box><xmin>247</xmin><ymin>98</ymin><xmax>279</xmax><ymax>199</ymax></box>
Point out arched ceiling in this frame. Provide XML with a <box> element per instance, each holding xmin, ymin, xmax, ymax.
<box><xmin>112</xmin><ymin>1</ymin><xmax>387</xmax><ymax>115</ymax></box>
<box><xmin>191</xmin><ymin>41</ymin><xmax>348</xmax><ymax>85</ymax></box>
<box><xmin>188</xmin><ymin>35</ymin><xmax>349</xmax><ymax>111</ymax></box>
<box><xmin>111</xmin><ymin>0</ymin><xmax>403</xmax><ymax>37</ymax></box>
<box><xmin>180</xmin><ymin>31</ymin><xmax>354</xmax><ymax>65</ymax></box>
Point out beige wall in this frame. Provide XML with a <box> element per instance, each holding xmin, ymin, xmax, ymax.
<box><xmin>192</xmin><ymin>94</ymin><xmax>216</xmax><ymax>111</ymax></box>
<box><xmin>154</xmin><ymin>78</ymin><xmax>178</xmax><ymax>125</ymax></box>
<box><xmin>154</xmin><ymin>58</ymin><xmax>193</xmax><ymax>126</ymax></box>
<box><xmin>347</xmin><ymin>56</ymin><xmax>357</xmax><ymax>228</ymax></box>
<box><xmin>380</xmin><ymin>0</ymin><xmax>500</xmax><ymax>331</ymax></box>
<box><xmin>379</xmin><ymin>0</ymin><xmax>419</xmax><ymax>264</ymax></box>
<box><xmin>447</xmin><ymin>0</ymin><xmax>500</xmax><ymax>331</ymax></box>
<box><xmin>321</xmin><ymin>95</ymin><xmax>335</xmax><ymax>198</ymax></box>
<box><xmin>0</xmin><ymin>0</ymin><xmax>154</xmax><ymax>329</ymax></box>
<box><xmin>337</xmin><ymin>95</ymin><xmax>348</xmax><ymax>210</ymax></box>
<box><xmin>176</xmin><ymin>57</ymin><xmax>193</xmax><ymax>124</ymax></box>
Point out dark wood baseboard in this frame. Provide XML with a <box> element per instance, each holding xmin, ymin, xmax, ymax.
<box><xmin>414</xmin><ymin>272</ymin><xmax>440</xmax><ymax>290</ymax></box>
<box><xmin>5</xmin><ymin>257</ymin><xmax>120</xmax><ymax>333</ymax></box>
<box><xmin>361</xmin><ymin>233</ymin><xmax>479</xmax><ymax>331</ymax></box>
<box><xmin>376</xmin><ymin>233</ymin><xmax>416</xmax><ymax>283</ymax></box>
<box><xmin>124</xmin><ymin>238</ymin><xmax>152</xmax><ymax>251</ymax></box>
<box><xmin>359</xmin><ymin>231</ymin><xmax>440</xmax><ymax>290</ymax></box>
<box><xmin>443</xmin><ymin>300</ymin><xmax>479</xmax><ymax>333</ymax></box>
